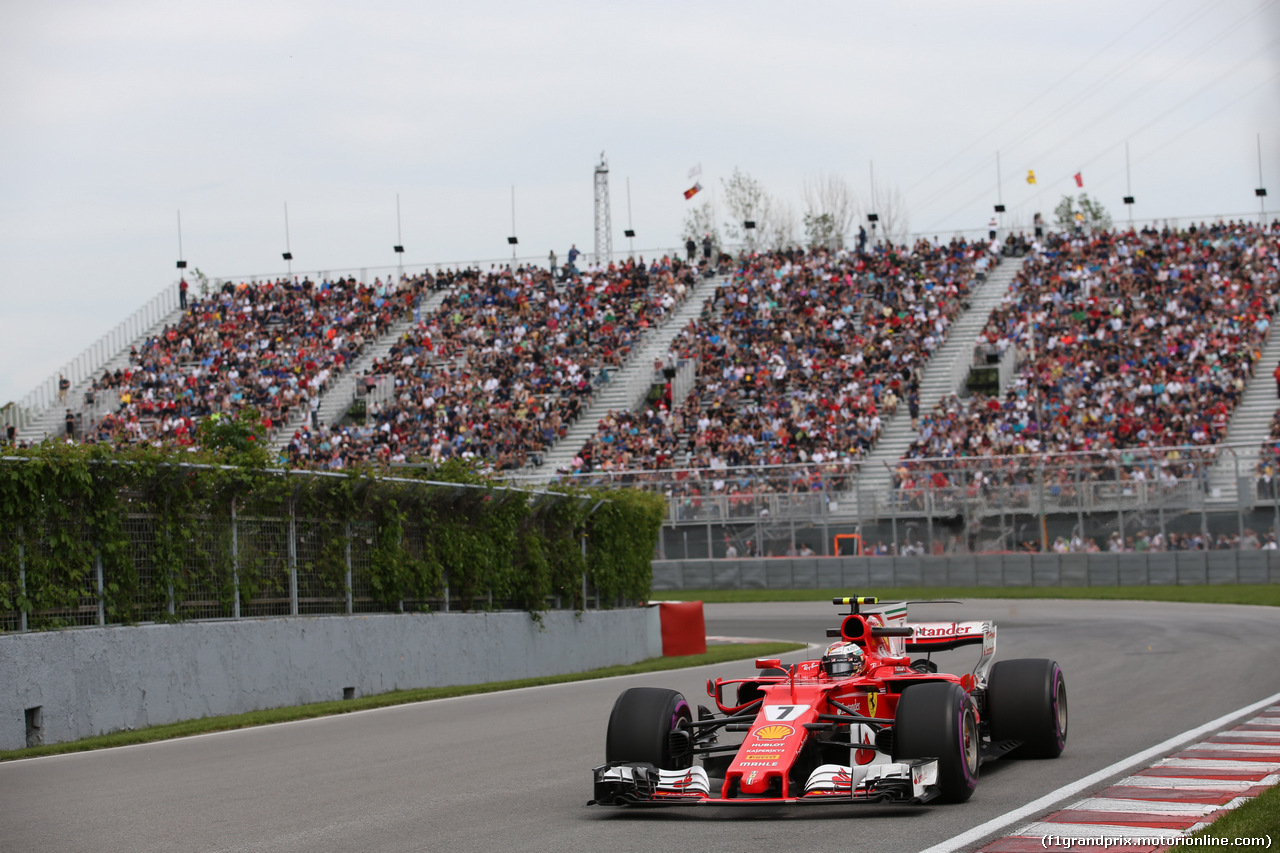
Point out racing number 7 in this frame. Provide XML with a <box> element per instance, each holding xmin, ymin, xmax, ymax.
<box><xmin>763</xmin><ymin>704</ymin><xmax>811</xmax><ymax>722</ymax></box>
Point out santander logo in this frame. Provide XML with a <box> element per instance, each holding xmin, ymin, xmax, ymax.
<box><xmin>914</xmin><ymin>623</ymin><xmax>976</xmax><ymax>638</ymax></box>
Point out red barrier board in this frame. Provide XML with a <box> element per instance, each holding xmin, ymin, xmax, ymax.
<box><xmin>658</xmin><ymin>601</ymin><xmax>706</xmax><ymax>656</ymax></box>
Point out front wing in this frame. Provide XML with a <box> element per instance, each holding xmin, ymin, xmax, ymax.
<box><xmin>590</xmin><ymin>759</ymin><xmax>941</xmax><ymax>807</ymax></box>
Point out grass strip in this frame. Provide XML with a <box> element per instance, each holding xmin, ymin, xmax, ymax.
<box><xmin>0</xmin><ymin>641</ymin><xmax>802</xmax><ymax>763</ymax></box>
<box><xmin>1168</xmin><ymin>782</ymin><xmax>1280</xmax><ymax>848</ymax></box>
<box><xmin>656</xmin><ymin>584</ymin><xmax>1280</xmax><ymax>607</ymax></box>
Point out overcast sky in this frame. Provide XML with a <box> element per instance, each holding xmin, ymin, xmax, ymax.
<box><xmin>2</xmin><ymin>0</ymin><xmax>1279</xmax><ymax>406</ymax></box>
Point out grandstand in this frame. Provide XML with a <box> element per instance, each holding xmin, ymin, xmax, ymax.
<box><xmin>525</xmin><ymin>221</ymin><xmax>1280</xmax><ymax>557</ymax></box>
<box><xmin>6</xmin><ymin>219</ymin><xmax>1280</xmax><ymax>556</ymax></box>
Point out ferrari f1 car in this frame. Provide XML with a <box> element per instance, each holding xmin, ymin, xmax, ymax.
<box><xmin>591</xmin><ymin>596</ymin><xmax>1067</xmax><ymax>807</ymax></box>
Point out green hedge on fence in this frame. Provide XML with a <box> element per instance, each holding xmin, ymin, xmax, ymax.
<box><xmin>0</xmin><ymin>442</ymin><xmax>665</xmax><ymax>629</ymax></box>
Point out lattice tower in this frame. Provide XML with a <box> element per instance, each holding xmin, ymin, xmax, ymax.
<box><xmin>593</xmin><ymin>153</ymin><xmax>612</xmax><ymax>267</ymax></box>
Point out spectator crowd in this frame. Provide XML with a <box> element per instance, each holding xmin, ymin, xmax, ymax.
<box><xmin>282</xmin><ymin>255</ymin><xmax>701</xmax><ymax>471</ymax></box>
<box><xmin>75</xmin><ymin>274</ymin><xmax>419</xmax><ymax>448</ymax></box>
<box><xmin>564</xmin><ymin>239</ymin><xmax>993</xmax><ymax>473</ymax></box>
<box><xmin>894</xmin><ymin>220</ymin><xmax>1280</xmax><ymax>508</ymax></box>
<box><xmin>24</xmin><ymin>216</ymin><xmax>1280</xmax><ymax>560</ymax></box>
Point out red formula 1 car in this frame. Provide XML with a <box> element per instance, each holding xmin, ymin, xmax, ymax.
<box><xmin>591</xmin><ymin>596</ymin><xmax>1067</xmax><ymax>807</ymax></box>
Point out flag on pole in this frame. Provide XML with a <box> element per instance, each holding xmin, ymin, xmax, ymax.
<box><xmin>1026</xmin><ymin>170</ymin><xmax>1037</xmax><ymax>185</ymax></box>
<box><xmin>687</xmin><ymin>163</ymin><xmax>702</xmax><ymax>180</ymax></box>
<box><xmin>1074</xmin><ymin>172</ymin><xmax>1084</xmax><ymax>187</ymax></box>
<box><xmin>683</xmin><ymin>182</ymin><xmax>702</xmax><ymax>200</ymax></box>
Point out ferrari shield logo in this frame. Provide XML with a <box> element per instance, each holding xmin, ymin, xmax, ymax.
<box><xmin>867</xmin><ymin>692</ymin><xmax>878</xmax><ymax>717</ymax></box>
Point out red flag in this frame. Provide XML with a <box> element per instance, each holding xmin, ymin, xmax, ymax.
<box><xmin>1073</xmin><ymin>172</ymin><xmax>1083</xmax><ymax>188</ymax></box>
<box><xmin>683</xmin><ymin>182</ymin><xmax>702</xmax><ymax>200</ymax></box>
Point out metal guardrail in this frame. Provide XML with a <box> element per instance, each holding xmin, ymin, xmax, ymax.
<box><xmin>651</xmin><ymin>550</ymin><xmax>1280</xmax><ymax>590</ymax></box>
<box><xmin>537</xmin><ymin>443</ymin><xmax>1280</xmax><ymax>559</ymax></box>
<box><xmin>5</xmin><ymin>283</ymin><xmax>180</xmax><ymax>432</ymax></box>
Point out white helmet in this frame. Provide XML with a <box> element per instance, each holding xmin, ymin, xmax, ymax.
<box><xmin>821</xmin><ymin>641</ymin><xmax>864</xmax><ymax>678</ymax></box>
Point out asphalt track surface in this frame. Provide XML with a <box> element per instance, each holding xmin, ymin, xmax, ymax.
<box><xmin>4</xmin><ymin>600</ymin><xmax>1280</xmax><ymax>853</ymax></box>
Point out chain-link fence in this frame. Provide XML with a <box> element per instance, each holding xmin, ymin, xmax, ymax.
<box><xmin>1</xmin><ymin>505</ymin><xmax>608</xmax><ymax>631</ymax></box>
<box><xmin>0</xmin><ymin>462</ymin><xmax>628</xmax><ymax>632</ymax></box>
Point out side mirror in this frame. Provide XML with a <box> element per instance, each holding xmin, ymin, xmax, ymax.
<box><xmin>756</xmin><ymin>658</ymin><xmax>781</xmax><ymax>670</ymax></box>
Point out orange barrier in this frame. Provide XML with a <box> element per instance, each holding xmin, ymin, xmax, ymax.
<box><xmin>658</xmin><ymin>601</ymin><xmax>706</xmax><ymax>656</ymax></box>
<box><xmin>833</xmin><ymin>533</ymin><xmax>862</xmax><ymax>556</ymax></box>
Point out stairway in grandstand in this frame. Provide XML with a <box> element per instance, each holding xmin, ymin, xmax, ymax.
<box><xmin>836</xmin><ymin>256</ymin><xmax>1025</xmax><ymax>518</ymax></box>
<box><xmin>15</xmin><ymin>305</ymin><xmax>188</xmax><ymax>444</ymax></box>
<box><xmin>1203</xmin><ymin>323</ymin><xmax>1280</xmax><ymax>507</ymax></box>
<box><xmin>268</xmin><ymin>287</ymin><xmax>452</xmax><ymax>453</ymax></box>
<box><xmin>529</xmin><ymin>273</ymin><xmax>723</xmax><ymax>478</ymax></box>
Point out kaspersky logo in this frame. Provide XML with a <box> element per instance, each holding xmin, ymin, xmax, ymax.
<box><xmin>753</xmin><ymin>724</ymin><xmax>795</xmax><ymax>740</ymax></box>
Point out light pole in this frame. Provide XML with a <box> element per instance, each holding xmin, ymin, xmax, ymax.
<box><xmin>1257</xmin><ymin>134</ymin><xmax>1269</xmax><ymax>227</ymax></box>
<box><xmin>393</xmin><ymin>193</ymin><xmax>405</xmax><ymax>281</ymax></box>
<box><xmin>282</xmin><ymin>202</ymin><xmax>293</xmax><ymax>277</ymax></box>
<box><xmin>508</xmin><ymin>185</ymin><xmax>518</xmax><ymax>264</ymax></box>
<box><xmin>1123</xmin><ymin>141</ymin><xmax>1136</xmax><ymax>229</ymax></box>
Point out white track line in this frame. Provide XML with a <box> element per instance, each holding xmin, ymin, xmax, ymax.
<box><xmin>915</xmin><ymin>690</ymin><xmax>1280</xmax><ymax>853</ymax></box>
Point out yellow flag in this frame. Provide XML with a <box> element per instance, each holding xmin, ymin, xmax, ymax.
<box><xmin>1026</xmin><ymin>170</ymin><xmax>1037</xmax><ymax>185</ymax></box>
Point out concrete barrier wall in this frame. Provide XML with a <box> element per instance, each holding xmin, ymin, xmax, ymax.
<box><xmin>0</xmin><ymin>608</ymin><xmax>662</xmax><ymax>751</ymax></box>
<box><xmin>652</xmin><ymin>551</ymin><xmax>1280</xmax><ymax>590</ymax></box>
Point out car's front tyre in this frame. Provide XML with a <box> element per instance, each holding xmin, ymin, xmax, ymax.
<box><xmin>605</xmin><ymin>687</ymin><xmax>693</xmax><ymax>771</ymax></box>
<box><xmin>893</xmin><ymin>681</ymin><xmax>979</xmax><ymax>803</ymax></box>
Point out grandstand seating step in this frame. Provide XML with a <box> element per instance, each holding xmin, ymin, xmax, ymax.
<box><xmin>835</xmin><ymin>258</ymin><xmax>1025</xmax><ymax>519</ymax></box>
<box><xmin>270</xmin><ymin>288</ymin><xmax>452</xmax><ymax>454</ymax></box>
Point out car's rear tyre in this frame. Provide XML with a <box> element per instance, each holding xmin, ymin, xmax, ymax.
<box><xmin>892</xmin><ymin>682</ymin><xmax>979</xmax><ymax>803</ymax></box>
<box><xmin>986</xmin><ymin>658</ymin><xmax>1068</xmax><ymax>758</ymax></box>
<box><xmin>605</xmin><ymin>687</ymin><xmax>693</xmax><ymax>770</ymax></box>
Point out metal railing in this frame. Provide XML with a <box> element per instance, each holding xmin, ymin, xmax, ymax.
<box><xmin>204</xmin><ymin>245</ymin><xmax>699</xmax><ymax>292</ymax></box>
<box><xmin>540</xmin><ymin>443</ymin><xmax>1280</xmax><ymax>559</ymax></box>
<box><xmin>6</xmin><ymin>283</ymin><xmax>180</xmax><ymax>432</ymax></box>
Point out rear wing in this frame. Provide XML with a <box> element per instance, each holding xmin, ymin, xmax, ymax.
<box><xmin>905</xmin><ymin>621</ymin><xmax>991</xmax><ymax>652</ymax></box>
<box><xmin>906</xmin><ymin>620</ymin><xmax>997</xmax><ymax>688</ymax></box>
<box><xmin>829</xmin><ymin>598</ymin><xmax>998</xmax><ymax>688</ymax></box>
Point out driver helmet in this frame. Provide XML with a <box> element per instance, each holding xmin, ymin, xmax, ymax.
<box><xmin>821</xmin><ymin>641</ymin><xmax>864</xmax><ymax>678</ymax></box>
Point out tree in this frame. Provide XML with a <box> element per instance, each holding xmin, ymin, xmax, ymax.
<box><xmin>191</xmin><ymin>267</ymin><xmax>212</xmax><ymax>297</ymax></box>
<box><xmin>860</xmin><ymin>183</ymin><xmax>911</xmax><ymax>247</ymax></box>
<box><xmin>802</xmin><ymin>172</ymin><xmax>858</xmax><ymax>249</ymax></box>
<box><xmin>1054</xmin><ymin>193</ymin><xmax>1112</xmax><ymax>233</ymax></box>
<box><xmin>720</xmin><ymin>167</ymin><xmax>798</xmax><ymax>252</ymax></box>
<box><xmin>681</xmin><ymin>200</ymin><xmax>721</xmax><ymax>256</ymax></box>
<box><xmin>195</xmin><ymin>407</ymin><xmax>269</xmax><ymax>467</ymax></box>
<box><xmin>761</xmin><ymin>197</ymin><xmax>799</xmax><ymax>251</ymax></box>
<box><xmin>720</xmin><ymin>167</ymin><xmax>768</xmax><ymax>249</ymax></box>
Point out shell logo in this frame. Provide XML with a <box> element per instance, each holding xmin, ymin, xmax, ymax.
<box><xmin>754</xmin><ymin>724</ymin><xmax>795</xmax><ymax>740</ymax></box>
